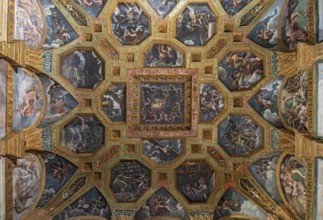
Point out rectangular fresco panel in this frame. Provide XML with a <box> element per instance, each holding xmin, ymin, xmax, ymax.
<box><xmin>0</xmin><ymin>59</ymin><xmax>6</xmax><ymax>139</ymax></box>
<box><xmin>316</xmin><ymin>62</ymin><xmax>323</xmax><ymax>138</ymax></box>
<box><xmin>315</xmin><ymin>158</ymin><xmax>323</xmax><ymax>220</ymax></box>
<box><xmin>318</xmin><ymin>0</ymin><xmax>323</xmax><ymax>42</ymax></box>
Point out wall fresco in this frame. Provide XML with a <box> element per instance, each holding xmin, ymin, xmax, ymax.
<box><xmin>14</xmin><ymin>0</ymin><xmax>44</xmax><ymax>48</ymax></box>
<box><xmin>280</xmin><ymin>154</ymin><xmax>307</xmax><ymax>219</ymax></box>
<box><xmin>249</xmin><ymin>75</ymin><xmax>285</xmax><ymax>128</ymax></box>
<box><xmin>72</xmin><ymin>0</ymin><xmax>107</xmax><ymax>17</ymax></box>
<box><xmin>249</xmin><ymin>152</ymin><xmax>283</xmax><ymax>203</ymax></box>
<box><xmin>316</xmin><ymin>61</ymin><xmax>323</xmax><ymax>138</ymax></box>
<box><xmin>315</xmin><ymin>158</ymin><xmax>323</xmax><ymax>220</ymax></box>
<box><xmin>143</xmin><ymin>139</ymin><xmax>183</xmax><ymax>163</ymax></box>
<box><xmin>281</xmin><ymin>70</ymin><xmax>308</xmax><ymax>131</ymax></box>
<box><xmin>219</xmin><ymin>51</ymin><xmax>264</xmax><ymax>91</ymax></box>
<box><xmin>38</xmin><ymin>74</ymin><xmax>78</xmax><ymax>128</ymax></box>
<box><xmin>13</xmin><ymin>68</ymin><xmax>42</xmax><ymax>131</ymax></box>
<box><xmin>0</xmin><ymin>59</ymin><xmax>7</xmax><ymax>139</ymax></box>
<box><xmin>218</xmin><ymin>114</ymin><xmax>263</xmax><ymax>156</ymax></box>
<box><xmin>176</xmin><ymin>3</ymin><xmax>216</xmax><ymax>46</ymax></box>
<box><xmin>13</xmin><ymin>153</ymin><xmax>42</xmax><ymax>220</ymax></box>
<box><xmin>37</xmin><ymin>153</ymin><xmax>78</xmax><ymax>207</ymax></box>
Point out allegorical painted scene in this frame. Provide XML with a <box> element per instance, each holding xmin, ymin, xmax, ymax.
<box><xmin>13</xmin><ymin>68</ymin><xmax>42</xmax><ymax>131</ymax></box>
<box><xmin>315</xmin><ymin>157</ymin><xmax>323</xmax><ymax>220</ymax></box>
<box><xmin>134</xmin><ymin>187</ymin><xmax>190</xmax><ymax>220</ymax></box>
<box><xmin>281</xmin><ymin>70</ymin><xmax>308</xmax><ymax>131</ymax></box>
<box><xmin>140</xmin><ymin>83</ymin><xmax>184</xmax><ymax>124</ymax></box>
<box><xmin>318</xmin><ymin>0</ymin><xmax>323</xmax><ymax>42</ymax></box>
<box><xmin>60</xmin><ymin>49</ymin><xmax>104</xmax><ymax>89</ymax></box>
<box><xmin>14</xmin><ymin>0</ymin><xmax>44</xmax><ymax>48</ymax></box>
<box><xmin>111</xmin><ymin>3</ymin><xmax>150</xmax><ymax>45</ymax></box>
<box><xmin>249</xmin><ymin>152</ymin><xmax>283</xmax><ymax>203</ymax></box>
<box><xmin>143</xmin><ymin>139</ymin><xmax>183</xmax><ymax>163</ymax></box>
<box><xmin>54</xmin><ymin>188</ymin><xmax>111</xmax><ymax>219</ymax></box>
<box><xmin>214</xmin><ymin>188</ymin><xmax>267</xmax><ymax>219</ymax></box>
<box><xmin>38</xmin><ymin>74</ymin><xmax>78</xmax><ymax>128</ymax></box>
<box><xmin>281</xmin><ymin>0</ymin><xmax>308</xmax><ymax>49</ymax></box>
<box><xmin>219</xmin><ymin>0</ymin><xmax>250</xmax><ymax>17</ymax></box>
<box><xmin>176</xmin><ymin>3</ymin><xmax>216</xmax><ymax>46</ymax></box>
<box><xmin>12</xmin><ymin>153</ymin><xmax>42</xmax><ymax>220</ymax></box>
<box><xmin>101</xmin><ymin>84</ymin><xmax>126</xmax><ymax>122</ymax></box>
<box><xmin>147</xmin><ymin>0</ymin><xmax>178</xmax><ymax>18</ymax></box>
<box><xmin>37</xmin><ymin>153</ymin><xmax>78</xmax><ymax>207</ymax></box>
<box><xmin>218</xmin><ymin>114</ymin><xmax>263</xmax><ymax>156</ymax></box>
<box><xmin>219</xmin><ymin>51</ymin><xmax>264</xmax><ymax>91</ymax></box>
<box><xmin>176</xmin><ymin>160</ymin><xmax>215</xmax><ymax>202</ymax></box>
<box><xmin>0</xmin><ymin>59</ymin><xmax>7</xmax><ymax>140</ymax></box>
<box><xmin>144</xmin><ymin>44</ymin><xmax>184</xmax><ymax>67</ymax></box>
<box><xmin>72</xmin><ymin>0</ymin><xmax>108</xmax><ymax>17</ymax></box>
<box><xmin>200</xmin><ymin>83</ymin><xmax>224</xmax><ymax>122</ymax></box>
<box><xmin>40</xmin><ymin>0</ymin><xmax>78</xmax><ymax>49</ymax></box>
<box><xmin>110</xmin><ymin>160</ymin><xmax>150</xmax><ymax>202</ymax></box>
<box><xmin>60</xmin><ymin>115</ymin><xmax>104</xmax><ymax>153</ymax></box>
<box><xmin>247</xmin><ymin>0</ymin><xmax>285</xmax><ymax>50</ymax></box>
<box><xmin>316</xmin><ymin>61</ymin><xmax>323</xmax><ymax>138</ymax></box>
<box><xmin>249</xmin><ymin>75</ymin><xmax>285</xmax><ymax>128</ymax></box>
<box><xmin>280</xmin><ymin>154</ymin><xmax>307</xmax><ymax>219</ymax></box>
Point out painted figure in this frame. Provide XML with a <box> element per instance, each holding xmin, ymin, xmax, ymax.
<box><xmin>281</xmin><ymin>70</ymin><xmax>308</xmax><ymax>131</ymax></box>
<box><xmin>60</xmin><ymin>49</ymin><xmax>103</xmax><ymax>89</ymax></box>
<box><xmin>111</xmin><ymin>3</ymin><xmax>149</xmax><ymax>45</ymax></box>
<box><xmin>219</xmin><ymin>0</ymin><xmax>250</xmax><ymax>17</ymax></box>
<box><xmin>140</xmin><ymin>83</ymin><xmax>184</xmax><ymax>124</ymax></box>
<box><xmin>73</xmin><ymin>0</ymin><xmax>107</xmax><ymax>17</ymax></box>
<box><xmin>13</xmin><ymin>154</ymin><xmax>42</xmax><ymax>220</ymax></box>
<box><xmin>110</xmin><ymin>161</ymin><xmax>150</xmax><ymax>202</ymax></box>
<box><xmin>219</xmin><ymin>51</ymin><xmax>264</xmax><ymax>91</ymax></box>
<box><xmin>143</xmin><ymin>139</ymin><xmax>183</xmax><ymax>163</ymax></box>
<box><xmin>177</xmin><ymin>160</ymin><xmax>215</xmax><ymax>202</ymax></box>
<box><xmin>147</xmin><ymin>0</ymin><xmax>178</xmax><ymax>17</ymax></box>
<box><xmin>200</xmin><ymin>83</ymin><xmax>224</xmax><ymax>122</ymax></box>
<box><xmin>144</xmin><ymin>44</ymin><xmax>184</xmax><ymax>67</ymax></box>
<box><xmin>249</xmin><ymin>75</ymin><xmax>285</xmax><ymax>128</ymax></box>
<box><xmin>134</xmin><ymin>187</ymin><xmax>190</xmax><ymax>220</ymax></box>
<box><xmin>101</xmin><ymin>84</ymin><xmax>126</xmax><ymax>122</ymax></box>
<box><xmin>218</xmin><ymin>115</ymin><xmax>263</xmax><ymax>156</ymax></box>
<box><xmin>176</xmin><ymin>3</ymin><xmax>216</xmax><ymax>46</ymax></box>
<box><xmin>61</xmin><ymin>116</ymin><xmax>104</xmax><ymax>153</ymax></box>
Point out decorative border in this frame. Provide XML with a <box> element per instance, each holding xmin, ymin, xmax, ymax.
<box><xmin>126</xmin><ymin>68</ymin><xmax>198</xmax><ymax>138</ymax></box>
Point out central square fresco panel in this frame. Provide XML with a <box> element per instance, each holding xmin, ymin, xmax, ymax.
<box><xmin>140</xmin><ymin>82</ymin><xmax>185</xmax><ymax>124</ymax></box>
<box><xmin>127</xmin><ymin>69</ymin><xmax>198</xmax><ymax>138</ymax></box>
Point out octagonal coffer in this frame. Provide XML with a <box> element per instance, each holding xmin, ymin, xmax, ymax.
<box><xmin>59</xmin><ymin>48</ymin><xmax>104</xmax><ymax>89</ymax></box>
<box><xmin>111</xmin><ymin>3</ymin><xmax>150</xmax><ymax>45</ymax></box>
<box><xmin>200</xmin><ymin>83</ymin><xmax>224</xmax><ymax>122</ymax></box>
<box><xmin>101</xmin><ymin>84</ymin><xmax>126</xmax><ymax>122</ymax></box>
<box><xmin>218</xmin><ymin>114</ymin><xmax>264</xmax><ymax>156</ymax></box>
<box><xmin>60</xmin><ymin>115</ymin><xmax>105</xmax><ymax>153</ymax></box>
<box><xmin>176</xmin><ymin>160</ymin><xmax>215</xmax><ymax>202</ymax></box>
<box><xmin>219</xmin><ymin>0</ymin><xmax>251</xmax><ymax>17</ymax></box>
<box><xmin>176</xmin><ymin>3</ymin><xmax>217</xmax><ymax>46</ymax></box>
<box><xmin>142</xmin><ymin>139</ymin><xmax>184</xmax><ymax>163</ymax></box>
<box><xmin>110</xmin><ymin>160</ymin><xmax>150</xmax><ymax>202</ymax></box>
<box><xmin>218</xmin><ymin>51</ymin><xmax>264</xmax><ymax>91</ymax></box>
<box><xmin>144</xmin><ymin>43</ymin><xmax>184</xmax><ymax>67</ymax></box>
